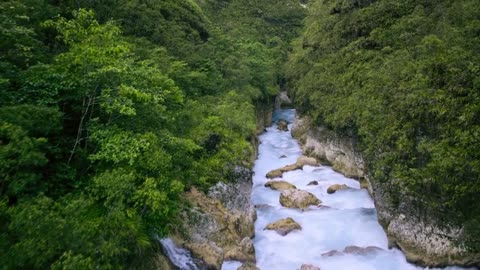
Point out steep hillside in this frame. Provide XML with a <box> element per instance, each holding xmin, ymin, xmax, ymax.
<box><xmin>287</xmin><ymin>0</ymin><xmax>480</xmax><ymax>265</ymax></box>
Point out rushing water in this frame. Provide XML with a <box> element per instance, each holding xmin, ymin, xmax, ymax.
<box><xmin>222</xmin><ymin>109</ymin><xmax>473</xmax><ymax>270</ymax></box>
<box><xmin>159</xmin><ymin>238</ymin><xmax>199</xmax><ymax>270</ymax></box>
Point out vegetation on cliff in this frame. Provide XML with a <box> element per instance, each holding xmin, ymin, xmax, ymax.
<box><xmin>287</xmin><ymin>0</ymin><xmax>480</xmax><ymax>250</ymax></box>
<box><xmin>0</xmin><ymin>0</ymin><xmax>304</xmax><ymax>268</ymax></box>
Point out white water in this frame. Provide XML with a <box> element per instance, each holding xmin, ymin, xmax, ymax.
<box><xmin>223</xmin><ymin>109</ymin><xmax>474</xmax><ymax>270</ymax></box>
<box><xmin>159</xmin><ymin>238</ymin><xmax>199</xmax><ymax>270</ymax></box>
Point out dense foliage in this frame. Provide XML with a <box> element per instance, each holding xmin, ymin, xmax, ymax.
<box><xmin>0</xmin><ymin>0</ymin><xmax>304</xmax><ymax>268</ymax></box>
<box><xmin>288</xmin><ymin>0</ymin><xmax>480</xmax><ymax>249</ymax></box>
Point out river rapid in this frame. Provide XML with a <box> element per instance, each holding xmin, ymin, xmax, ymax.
<box><xmin>162</xmin><ymin>108</ymin><xmax>474</xmax><ymax>270</ymax></box>
<box><xmin>223</xmin><ymin>109</ymin><xmax>473</xmax><ymax>270</ymax></box>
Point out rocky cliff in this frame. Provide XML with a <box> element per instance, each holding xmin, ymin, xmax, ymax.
<box><xmin>292</xmin><ymin>115</ymin><xmax>480</xmax><ymax>268</ymax></box>
<box><xmin>169</xmin><ymin>166</ymin><xmax>256</xmax><ymax>270</ymax></box>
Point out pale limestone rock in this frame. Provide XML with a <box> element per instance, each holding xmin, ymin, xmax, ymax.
<box><xmin>264</xmin><ymin>217</ymin><xmax>302</xmax><ymax>236</ymax></box>
<box><xmin>224</xmin><ymin>237</ymin><xmax>255</xmax><ymax>263</ymax></box>
<box><xmin>280</xmin><ymin>189</ymin><xmax>321</xmax><ymax>209</ymax></box>
<box><xmin>296</xmin><ymin>156</ymin><xmax>318</xmax><ymax>167</ymax></box>
<box><xmin>265</xmin><ymin>180</ymin><xmax>296</xmax><ymax>191</ymax></box>
<box><xmin>185</xmin><ymin>242</ymin><xmax>223</xmax><ymax>270</ymax></box>
<box><xmin>326</xmin><ymin>184</ymin><xmax>350</xmax><ymax>194</ymax></box>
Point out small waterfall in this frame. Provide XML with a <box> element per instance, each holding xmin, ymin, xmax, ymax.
<box><xmin>159</xmin><ymin>238</ymin><xmax>199</xmax><ymax>270</ymax></box>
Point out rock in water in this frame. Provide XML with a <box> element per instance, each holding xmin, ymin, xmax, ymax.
<box><xmin>296</xmin><ymin>156</ymin><xmax>318</xmax><ymax>167</ymax></box>
<box><xmin>264</xmin><ymin>217</ymin><xmax>302</xmax><ymax>236</ymax></box>
<box><xmin>300</xmin><ymin>264</ymin><xmax>321</xmax><ymax>270</ymax></box>
<box><xmin>326</xmin><ymin>184</ymin><xmax>350</xmax><ymax>194</ymax></box>
<box><xmin>266</xmin><ymin>163</ymin><xmax>302</xmax><ymax>179</ymax></box>
<box><xmin>224</xmin><ymin>237</ymin><xmax>256</xmax><ymax>263</ymax></box>
<box><xmin>307</xmin><ymin>180</ymin><xmax>318</xmax><ymax>186</ymax></box>
<box><xmin>277</xmin><ymin>119</ymin><xmax>289</xmax><ymax>131</ymax></box>
<box><xmin>280</xmin><ymin>189</ymin><xmax>321</xmax><ymax>209</ymax></box>
<box><xmin>343</xmin><ymin>245</ymin><xmax>384</xmax><ymax>255</ymax></box>
<box><xmin>265</xmin><ymin>180</ymin><xmax>296</xmax><ymax>190</ymax></box>
<box><xmin>238</xmin><ymin>262</ymin><xmax>260</xmax><ymax>270</ymax></box>
<box><xmin>321</xmin><ymin>250</ymin><xmax>343</xmax><ymax>257</ymax></box>
<box><xmin>266</xmin><ymin>168</ymin><xmax>284</xmax><ymax>179</ymax></box>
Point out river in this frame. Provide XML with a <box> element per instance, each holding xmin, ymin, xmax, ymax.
<box><xmin>163</xmin><ymin>108</ymin><xmax>474</xmax><ymax>270</ymax></box>
<box><xmin>224</xmin><ymin>109</ymin><xmax>473</xmax><ymax>270</ymax></box>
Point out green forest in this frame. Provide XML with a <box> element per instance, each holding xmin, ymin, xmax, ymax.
<box><xmin>287</xmin><ymin>0</ymin><xmax>480</xmax><ymax>250</ymax></box>
<box><xmin>0</xmin><ymin>0</ymin><xmax>304</xmax><ymax>268</ymax></box>
<box><xmin>2</xmin><ymin>0</ymin><xmax>480</xmax><ymax>268</ymax></box>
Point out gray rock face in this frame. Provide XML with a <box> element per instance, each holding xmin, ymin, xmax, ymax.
<box><xmin>264</xmin><ymin>217</ymin><xmax>302</xmax><ymax>236</ymax></box>
<box><xmin>292</xmin><ymin>116</ymin><xmax>366</xmax><ymax>181</ymax></box>
<box><xmin>293</xmin><ymin>115</ymin><xmax>480</xmax><ymax>267</ymax></box>
<box><xmin>256</xmin><ymin>102</ymin><xmax>273</xmax><ymax>135</ymax></box>
<box><xmin>172</xmin><ymin>166</ymin><xmax>256</xmax><ymax>269</ymax></box>
<box><xmin>275</xmin><ymin>91</ymin><xmax>293</xmax><ymax>109</ymax></box>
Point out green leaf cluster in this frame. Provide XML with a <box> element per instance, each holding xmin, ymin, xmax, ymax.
<box><xmin>288</xmin><ymin>0</ymin><xmax>480</xmax><ymax>249</ymax></box>
<box><xmin>0</xmin><ymin>0</ymin><xmax>305</xmax><ymax>268</ymax></box>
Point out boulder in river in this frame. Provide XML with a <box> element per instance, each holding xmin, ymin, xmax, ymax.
<box><xmin>266</xmin><ymin>163</ymin><xmax>302</xmax><ymax>178</ymax></box>
<box><xmin>326</xmin><ymin>184</ymin><xmax>350</xmax><ymax>194</ymax></box>
<box><xmin>238</xmin><ymin>261</ymin><xmax>260</xmax><ymax>270</ymax></box>
<box><xmin>264</xmin><ymin>217</ymin><xmax>302</xmax><ymax>236</ymax></box>
<box><xmin>265</xmin><ymin>180</ymin><xmax>296</xmax><ymax>190</ymax></box>
<box><xmin>296</xmin><ymin>156</ymin><xmax>318</xmax><ymax>167</ymax></box>
<box><xmin>277</xmin><ymin>119</ymin><xmax>289</xmax><ymax>131</ymax></box>
<box><xmin>321</xmin><ymin>250</ymin><xmax>343</xmax><ymax>257</ymax></box>
<box><xmin>343</xmin><ymin>245</ymin><xmax>383</xmax><ymax>255</ymax></box>
<box><xmin>266</xmin><ymin>168</ymin><xmax>283</xmax><ymax>178</ymax></box>
<box><xmin>307</xmin><ymin>180</ymin><xmax>318</xmax><ymax>186</ymax></box>
<box><xmin>280</xmin><ymin>189</ymin><xmax>321</xmax><ymax>209</ymax></box>
<box><xmin>299</xmin><ymin>264</ymin><xmax>321</xmax><ymax>270</ymax></box>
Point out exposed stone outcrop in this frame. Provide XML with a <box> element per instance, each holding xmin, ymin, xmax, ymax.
<box><xmin>256</xmin><ymin>101</ymin><xmax>273</xmax><ymax>135</ymax></box>
<box><xmin>307</xmin><ymin>180</ymin><xmax>318</xmax><ymax>186</ymax></box>
<box><xmin>275</xmin><ymin>91</ymin><xmax>293</xmax><ymax>109</ymax></box>
<box><xmin>265</xmin><ymin>180</ymin><xmax>296</xmax><ymax>190</ymax></box>
<box><xmin>185</xmin><ymin>242</ymin><xmax>224</xmax><ymax>270</ymax></box>
<box><xmin>299</xmin><ymin>264</ymin><xmax>321</xmax><ymax>270</ymax></box>
<box><xmin>264</xmin><ymin>217</ymin><xmax>302</xmax><ymax>236</ymax></box>
<box><xmin>170</xmin><ymin>166</ymin><xmax>256</xmax><ymax>269</ymax></box>
<box><xmin>279</xmin><ymin>189</ymin><xmax>321</xmax><ymax>209</ymax></box>
<box><xmin>326</xmin><ymin>184</ymin><xmax>350</xmax><ymax>194</ymax></box>
<box><xmin>292</xmin><ymin>116</ymin><xmax>366</xmax><ymax>181</ymax></box>
<box><xmin>224</xmin><ymin>237</ymin><xmax>256</xmax><ymax>262</ymax></box>
<box><xmin>293</xmin><ymin>115</ymin><xmax>480</xmax><ymax>267</ymax></box>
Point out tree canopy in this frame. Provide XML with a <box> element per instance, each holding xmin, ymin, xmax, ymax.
<box><xmin>0</xmin><ymin>0</ymin><xmax>305</xmax><ymax>268</ymax></box>
<box><xmin>287</xmin><ymin>0</ymin><xmax>480</xmax><ymax>250</ymax></box>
